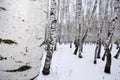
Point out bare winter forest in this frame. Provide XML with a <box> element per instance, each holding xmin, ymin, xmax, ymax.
<box><xmin>0</xmin><ymin>0</ymin><xmax>120</xmax><ymax>80</ymax></box>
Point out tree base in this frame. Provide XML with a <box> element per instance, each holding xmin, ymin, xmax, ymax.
<box><xmin>114</xmin><ymin>55</ymin><xmax>118</xmax><ymax>59</ymax></box>
<box><xmin>73</xmin><ymin>47</ymin><xmax>78</xmax><ymax>55</ymax></box>
<box><xmin>79</xmin><ymin>55</ymin><xmax>83</xmax><ymax>58</ymax></box>
<box><xmin>104</xmin><ymin>69</ymin><xmax>110</xmax><ymax>74</ymax></box>
<box><xmin>94</xmin><ymin>60</ymin><xmax>97</xmax><ymax>64</ymax></box>
<box><xmin>54</xmin><ymin>45</ymin><xmax>57</xmax><ymax>51</ymax></box>
<box><xmin>102</xmin><ymin>56</ymin><xmax>105</xmax><ymax>61</ymax></box>
<box><xmin>74</xmin><ymin>52</ymin><xmax>77</xmax><ymax>55</ymax></box>
<box><xmin>54</xmin><ymin>48</ymin><xmax>57</xmax><ymax>51</ymax></box>
<box><xmin>42</xmin><ymin>68</ymin><xmax>50</xmax><ymax>75</ymax></box>
<box><xmin>97</xmin><ymin>56</ymin><xmax>100</xmax><ymax>59</ymax></box>
<box><xmin>104</xmin><ymin>49</ymin><xmax>111</xmax><ymax>74</ymax></box>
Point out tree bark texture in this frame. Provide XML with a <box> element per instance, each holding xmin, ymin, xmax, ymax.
<box><xmin>104</xmin><ymin>49</ymin><xmax>111</xmax><ymax>74</ymax></box>
<box><xmin>42</xmin><ymin>0</ymin><xmax>57</xmax><ymax>75</ymax></box>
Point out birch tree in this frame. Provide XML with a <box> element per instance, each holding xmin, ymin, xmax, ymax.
<box><xmin>104</xmin><ymin>29</ymin><xmax>114</xmax><ymax>73</ymax></box>
<box><xmin>101</xmin><ymin>0</ymin><xmax>111</xmax><ymax>61</ymax></box>
<box><xmin>113</xmin><ymin>0</ymin><xmax>120</xmax><ymax>59</ymax></box>
<box><xmin>42</xmin><ymin>0</ymin><xmax>57</xmax><ymax>75</ymax></box>
<box><xmin>102</xmin><ymin>0</ymin><xmax>118</xmax><ymax>73</ymax></box>
<box><xmin>114</xmin><ymin>40</ymin><xmax>120</xmax><ymax>59</ymax></box>
<box><xmin>73</xmin><ymin>0</ymin><xmax>83</xmax><ymax>58</ymax></box>
<box><xmin>0</xmin><ymin>0</ymin><xmax>47</xmax><ymax>80</ymax></box>
<box><xmin>94</xmin><ymin>0</ymin><xmax>103</xmax><ymax>64</ymax></box>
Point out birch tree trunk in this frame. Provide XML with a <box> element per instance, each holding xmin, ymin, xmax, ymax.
<box><xmin>95</xmin><ymin>0</ymin><xmax>104</xmax><ymax>59</ymax></box>
<box><xmin>114</xmin><ymin>48</ymin><xmax>120</xmax><ymax>59</ymax></box>
<box><xmin>42</xmin><ymin>0</ymin><xmax>57</xmax><ymax>75</ymax></box>
<box><xmin>87</xmin><ymin>0</ymin><xmax>98</xmax><ymax>59</ymax></box>
<box><xmin>104</xmin><ymin>28</ymin><xmax>113</xmax><ymax>73</ymax></box>
<box><xmin>78</xmin><ymin>29</ymin><xmax>88</xmax><ymax>58</ymax></box>
<box><xmin>94</xmin><ymin>38</ymin><xmax>102</xmax><ymax>64</ymax></box>
<box><xmin>103</xmin><ymin>0</ymin><xmax>117</xmax><ymax>73</ymax></box>
<box><xmin>114</xmin><ymin>40</ymin><xmax>120</xmax><ymax>59</ymax></box>
<box><xmin>73</xmin><ymin>0</ymin><xmax>82</xmax><ymax>57</ymax></box>
<box><xmin>104</xmin><ymin>48</ymin><xmax>111</xmax><ymax>73</ymax></box>
<box><xmin>0</xmin><ymin>0</ymin><xmax>47</xmax><ymax>80</ymax></box>
<box><xmin>113</xmin><ymin>0</ymin><xmax>120</xmax><ymax>59</ymax></box>
<box><xmin>102</xmin><ymin>0</ymin><xmax>111</xmax><ymax>61</ymax></box>
<box><xmin>94</xmin><ymin>26</ymin><xmax>103</xmax><ymax>64</ymax></box>
<box><xmin>102</xmin><ymin>0</ymin><xmax>119</xmax><ymax>61</ymax></box>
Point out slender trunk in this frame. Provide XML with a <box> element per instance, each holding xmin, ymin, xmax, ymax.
<box><xmin>78</xmin><ymin>29</ymin><xmax>88</xmax><ymax>58</ymax></box>
<box><xmin>104</xmin><ymin>49</ymin><xmax>111</xmax><ymax>73</ymax></box>
<box><xmin>103</xmin><ymin>31</ymin><xmax>113</xmax><ymax>74</ymax></box>
<box><xmin>113</xmin><ymin>0</ymin><xmax>120</xmax><ymax>59</ymax></box>
<box><xmin>74</xmin><ymin>0</ymin><xmax>82</xmax><ymax>57</ymax></box>
<box><xmin>97</xmin><ymin>40</ymin><xmax>101</xmax><ymax>58</ymax></box>
<box><xmin>74</xmin><ymin>46</ymin><xmax>78</xmax><ymax>55</ymax></box>
<box><xmin>88</xmin><ymin>0</ymin><xmax>98</xmax><ymax>26</ymax></box>
<box><xmin>94</xmin><ymin>38</ymin><xmax>101</xmax><ymax>64</ymax></box>
<box><xmin>102</xmin><ymin>51</ymin><xmax>106</xmax><ymax>61</ymax></box>
<box><xmin>91</xmin><ymin>0</ymin><xmax>100</xmax><ymax>63</ymax></box>
<box><xmin>102</xmin><ymin>0</ymin><xmax>110</xmax><ymax>61</ymax></box>
<box><xmin>114</xmin><ymin>48</ymin><xmax>120</xmax><ymax>59</ymax></box>
<box><xmin>73</xmin><ymin>38</ymin><xmax>79</xmax><ymax>55</ymax></box>
<box><xmin>78</xmin><ymin>43</ymin><xmax>83</xmax><ymax>58</ymax></box>
<box><xmin>42</xmin><ymin>0</ymin><xmax>57</xmax><ymax>75</ymax></box>
<box><xmin>102</xmin><ymin>40</ymin><xmax>113</xmax><ymax>61</ymax></box>
<box><xmin>70</xmin><ymin>41</ymin><xmax>72</xmax><ymax>48</ymax></box>
<box><xmin>54</xmin><ymin>42</ymin><xmax>57</xmax><ymax>51</ymax></box>
<box><xmin>97</xmin><ymin>0</ymin><xmax>104</xmax><ymax>59</ymax></box>
<box><xmin>94</xmin><ymin>42</ymin><xmax>98</xmax><ymax>64</ymax></box>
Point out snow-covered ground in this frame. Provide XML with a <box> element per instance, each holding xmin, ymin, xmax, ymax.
<box><xmin>38</xmin><ymin>44</ymin><xmax>120</xmax><ymax>80</ymax></box>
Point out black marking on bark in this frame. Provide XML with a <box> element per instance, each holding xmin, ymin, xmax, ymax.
<box><xmin>3</xmin><ymin>65</ymin><xmax>31</xmax><ymax>72</ymax></box>
<box><xmin>0</xmin><ymin>38</ymin><xmax>17</xmax><ymax>45</ymax></box>
<box><xmin>15</xmin><ymin>61</ymin><xmax>22</xmax><ymax>63</ymax></box>
<box><xmin>22</xmin><ymin>19</ymin><xmax>25</xmax><ymax>22</ymax></box>
<box><xmin>0</xmin><ymin>7</ymin><xmax>7</xmax><ymax>11</ymax></box>
<box><xmin>40</xmin><ymin>41</ymin><xmax>45</xmax><ymax>47</ymax></box>
<box><xmin>0</xmin><ymin>55</ymin><xmax>7</xmax><ymax>61</ymax></box>
<box><xmin>25</xmin><ymin>47</ymin><xmax>28</xmax><ymax>53</ymax></box>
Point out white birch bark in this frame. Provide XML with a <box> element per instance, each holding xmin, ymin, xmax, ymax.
<box><xmin>113</xmin><ymin>0</ymin><xmax>120</xmax><ymax>58</ymax></box>
<box><xmin>0</xmin><ymin>0</ymin><xmax>47</xmax><ymax>80</ymax></box>
<box><xmin>42</xmin><ymin>0</ymin><xmax>57</xmax><ymax>75</ymax></box>
<box><xmin>93</xmin><ymin>0</ymin><xmax>103</xmax><ymax>64</ymax></box>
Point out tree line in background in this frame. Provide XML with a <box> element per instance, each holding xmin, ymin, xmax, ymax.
<box><xmin>42</xmin><ymin>0</ymin><xmax>120</xmax><ymax>75</ymax></box>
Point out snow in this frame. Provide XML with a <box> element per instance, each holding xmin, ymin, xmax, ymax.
<box><xmin>38</xmin><ymin>44</ymin><xmax>120</xmax><ymax>80</ymax></box>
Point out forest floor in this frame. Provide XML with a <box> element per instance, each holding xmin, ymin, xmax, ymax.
<box><xmin>37</xmin><ymin>43</ymin><xmax>120</xmax><ymax>80</ymax></box>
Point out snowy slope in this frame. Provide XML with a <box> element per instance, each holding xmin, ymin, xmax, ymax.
<box><xmin>38</xmin><ymin>44</ymin><xmax>120</xmax><ymax>80</ymax></box>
